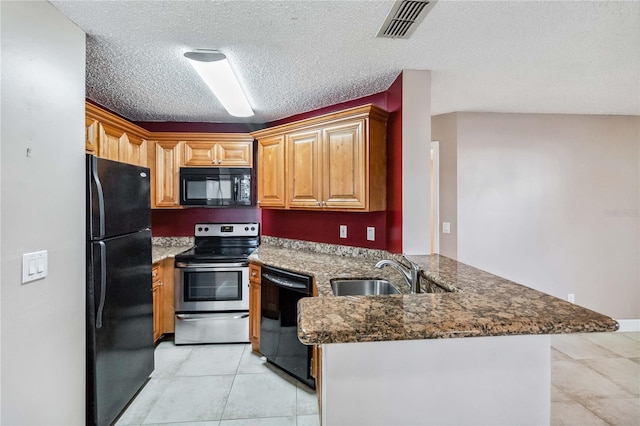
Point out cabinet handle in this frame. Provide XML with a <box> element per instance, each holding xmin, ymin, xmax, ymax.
<box><xmin>251</xmin><ymin>271</ymin><xmax>257</xmax><ymax>277</ymax></box>
<box><xmin>321</xmin><ymin>201</ymin><xmax>327</xmax><ymax>207</ymax></box>
<box><xmin>315</xmin><ymin>201</ymin><xmax>320</xmax><ymax>206</ymax></box>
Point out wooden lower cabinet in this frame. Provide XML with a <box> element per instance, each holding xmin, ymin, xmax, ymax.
<box><xmin>152</xmin><ymin>264</ymin><xmax>163</xmax><ymax>342</ymax></box>
<box><xmin>152</xmin><ymin>258</ymin><xmax>176</xmax><ymax>342</ymax></box>
<box><xmin>161</xmin><ymin>258</ymin><xmax>175</xmax><ymax>334</ymax></box>
<box><xmin>249</xmin><ymin>262</ymin><xmax>261</xmax><ymax>352</ymax></box>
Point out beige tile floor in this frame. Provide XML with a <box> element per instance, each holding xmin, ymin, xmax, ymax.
<box><xmin>551</xmin><ymin>332</ymin><xmax>639</xmax><ymax>425</ymax></box>
<box><xmin>116</xmin><ymin>332</ymin><xmax>639</xmax><ymax>425</ymax></box>
<box><xmin>115</xmin><ymin>341</ymin><xmax>319</xmax><ymax>426</ymax></box>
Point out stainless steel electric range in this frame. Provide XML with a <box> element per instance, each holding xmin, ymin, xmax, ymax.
<box><xmin>174</xmin><ymin>223</ymin><xmax>259</xmax><ymax>344</ymax></box>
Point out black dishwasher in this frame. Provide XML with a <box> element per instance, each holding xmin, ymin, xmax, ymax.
<box><xmin>260</xmin><ymin>265</ymin><xmax>315</xmax><ymax>389</ymax></box>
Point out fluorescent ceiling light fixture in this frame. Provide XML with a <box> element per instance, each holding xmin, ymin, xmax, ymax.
<box><xmin>184</xmin><ymin>50</ymin><xmax>254</xmax><ymax>117</ymax></box>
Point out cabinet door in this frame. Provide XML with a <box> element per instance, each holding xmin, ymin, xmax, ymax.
<box><xmin>322</xmin><ymin>120</ymin><xmax>366</xmax><ymax>209</ymax></box>
<box><xmin>122</xmin><ymin>134</ymin><xmax>148</xmax><ymax>167</ymax></box>
<box><xmin>217</xmin><ymin>141</ymin><xmax>253</xmax><ymax>167</ymax></box>
<box><xmin>183</xmin><ymin>141</ymin><xmax>217</xmax><ymax>166</ymax></box>
<box><xmin>161</xmin><ymin>258</ymin><xmax>175</xmax><ymax>333</ymax></box>
<box><xmin>257</xmin><ymin>135</ymin><xmax>286</xmax><ymax>208</ymax></box>
<box><xmin>152</xmin><ymin>264</ymin><xmax>164</xmax><ymax>342</ymax></box>
<box><xmin>249</xmin><ymin>263</ymin><xmax>261</xmax><ymax>353</ymax></box>
<box><xmin>154</xmin><ymin>141</ymin><xmax>182</xmax><ymax>208</ymax></box>
<box><xmin>86</xmin><ymin>117</ymin><xmax>99</xmax><ymax>154</ymax></box>
<box><xmin>287</xmin><ymin>129</ymin><xmax>323</xmax><ymax>209</ymax></box>
<box><xmin>98</xmin><ymin>123</ymin><xmax>124</xmax><ymax>162</ymax></box>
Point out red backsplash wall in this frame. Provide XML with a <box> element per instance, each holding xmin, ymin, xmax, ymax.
<box><xmin>152</xmin><ymin>208</ymin><xmax>261</xmax><ymax>236</ymax></box>
<box><xmin>261</xmin><ymin>210</ymin><xmax>387</xmax><ymax>250</ymax></box>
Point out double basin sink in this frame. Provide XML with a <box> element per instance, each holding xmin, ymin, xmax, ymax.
<box><xmin>331</xmin><ymin>279</ymin><xmax>401</xmax><ymax>296</ymax></box>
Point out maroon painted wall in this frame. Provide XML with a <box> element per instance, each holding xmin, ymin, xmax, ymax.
<box><xmin>385</xmin><ymin>73</ymin><xmax>403</xmax><ymax>253</ymax></box>
<box><xmin>152</xmin><ymin>208</ymin><xmax>261</xmax><ymax>236</ymax></box>
<box><xmin>261</xmin><ymin>210</ymin><xmax>387</xmax><ymax>250</ymax></box>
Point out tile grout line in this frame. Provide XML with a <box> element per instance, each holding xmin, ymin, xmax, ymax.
<box><xmin>217</xmin><ymin>344</ymin><xmax>247</xmax><ymax>423</ymax></box>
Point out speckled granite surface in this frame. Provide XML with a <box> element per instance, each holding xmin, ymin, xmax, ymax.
<box><xmin>151</xmin><ymin>244</ymin><xmax>192</xmax><ymax>264</ymax></box>
<box><xmin>248</xmin><ymin>242</ymin><xmax>619</xmax><ymax>345</ymax></box>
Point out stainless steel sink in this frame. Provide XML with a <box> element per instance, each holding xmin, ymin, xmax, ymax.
<box><xmin>330</xmin><ymin>279</ymin><xmax>401</xmax><ymax>296</ymax></box>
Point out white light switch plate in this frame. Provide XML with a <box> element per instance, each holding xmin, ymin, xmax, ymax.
<box><xmin>442</xmin><ymin>222</ymin><xmax>451</xmax><ymax>234</ymax></box>
<box><xmin>367</xmin><ymin>227</ymin><xmax>375</xmax><ymax>241</ymax></box>
<box><xmin>22</xmin><ymin>250</ymin><xmax>48</xmax><ymax>283</ymax></box>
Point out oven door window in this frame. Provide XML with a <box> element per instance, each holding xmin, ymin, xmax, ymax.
<box><xmin>184</xmin><ymin>270</ymin><xmax>242</xmax><ymax>302</ymax></box>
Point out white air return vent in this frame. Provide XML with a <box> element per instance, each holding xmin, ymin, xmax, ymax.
<box><xmin>377</xmin><ymin>0</ymin><xmax>438</xmax><ymax>39</ymax></box>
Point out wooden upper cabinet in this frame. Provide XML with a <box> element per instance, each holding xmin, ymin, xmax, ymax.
<box><xmin>257</xmin><ymin>135</ymin><xmax>286</xmax><ymax>208</ymax></box>
<box><xmin>85</xmin><ymin>102</ymin><xmax>149</xmax><ymax>167</ymax></box>
<box><xmin>217</xmin><ymin>141</ymin><xmax>252</xmax><ymax>167</ymax></box>
<box><xmin>287</xmin><ymin>129</ymin><xmax>322</xmax><ymax>208</ymax></box>
<box><xmin>251</xmin><ymin>104</ymin><xmax>388</xmax><ymax>212</ymax></box>
<box><xmin>183</xmin><ymin>136</ymin><xmax>253</xmax><ymax>167</ymax></box>
<box><xmin>86</xmin><ymin>117</ymin><xmax>99</xmax><ymax>154</ymax></box>
<box><xmin>184</xmin><ymin>141</ymin><xmax>216</xmax><ymax>166</ymax></box>
<box><xmin>123</xmin><ymin>134</ymin><xmax>148</xmax><ymax>167</ymax></box>
<box><xmin>98</xmin><ymin>123</ymin><xmax>123</xmax><ymax>162</ymax></box>
<box><xmin>152</xmin><ymin>141</ymin><xmax>181</xmax><ymax>208</ymax></box>
<box><xmin>322</xmin><ymin>120</ymin><xmax>365</xmax><ymax>209</ymax></box>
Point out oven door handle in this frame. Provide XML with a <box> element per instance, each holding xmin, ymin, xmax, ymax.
<box><xmin>175</xmin><ymin>262</ymin><xmax>248</xmax><ymax>268</ymax></box>
<box><xmin>176</xmin><ymin>313</ymin><xmax>249</xmax><ymax>321</ymax></box>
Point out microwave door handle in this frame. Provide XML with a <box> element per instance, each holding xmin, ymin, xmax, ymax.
<box><xmin>234</xmin><ymin>177</ymin><xmax>239</xmax><ymax>202</ymax></box>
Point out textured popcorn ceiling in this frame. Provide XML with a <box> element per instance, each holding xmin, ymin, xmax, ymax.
<box><xmin>51</xmin><ymin>0</ymin><xmax>640</xmax><ymax>123</ymax></box>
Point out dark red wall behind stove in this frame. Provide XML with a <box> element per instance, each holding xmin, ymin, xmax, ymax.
<box><xmin>152</xmin><ymin>208</ymin><xmax>261</xmax><ymax>236</ymax></box>
<box><xmin>147</xmin><ymin>72</ymin><xmax>404</xmax><ymax>251</ymax></box>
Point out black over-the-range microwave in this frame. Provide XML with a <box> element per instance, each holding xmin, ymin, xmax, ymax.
<box><xmin>179</xmin><ymin>167</ymin><xmax>254</xmax><ymax>207</ymax></box>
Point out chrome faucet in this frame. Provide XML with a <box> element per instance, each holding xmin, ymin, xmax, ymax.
<box><xmin>375</xmin><ymin>255</ymin><xmax>421</xmax><ymax>294</ymax></box>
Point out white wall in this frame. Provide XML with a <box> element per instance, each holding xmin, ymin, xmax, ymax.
<box><xmin>431</xmin><ymin>112</ymin><xmax>457</xmax><ymax>258</ymax></box>
<box><xmin>402</xmin><ymin>70</ymin><xmax>432</xmax><ymax>254</ymax></box>
<box><xmin>1</xmin><ymin>2</ymin><xmax>86</xmax><ymax>424</ymax></box>
<box><xmin>434</xmin><ymin>112</ymin><xmax>640</xmax><ymax>320</ymax></box>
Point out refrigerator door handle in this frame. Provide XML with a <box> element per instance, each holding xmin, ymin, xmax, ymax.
<box><xmin>96</xmin><ymin>241</ymin><xmax>107</xmax><ymax>329</ymax></box>
<box><xmin>92</xmin><ymin>158</ymin><xmax>106</xmax><ymax>239</ymax></box>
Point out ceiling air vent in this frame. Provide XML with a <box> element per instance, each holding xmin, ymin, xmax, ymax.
<box><xmin>376</xmin><ymin>0</ymin><xmax>438</xmax><ymax>39</ymax></box>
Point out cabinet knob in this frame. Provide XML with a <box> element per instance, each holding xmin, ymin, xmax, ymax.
<box><xmin>251</xmin><ymin>272</ymin><xmax>257</xmax><ymax>277</ymax></box>
<box><xmin>321</xmin><ymin>201</ymin><xmax>327</xmax><ymax>206</ymax></box>
<box><xmin>315</xmin><ymin>201</ymin><xmax>321</xmax><ymax>206</ymax></box>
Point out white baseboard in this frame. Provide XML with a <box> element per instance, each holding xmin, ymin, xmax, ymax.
<box><xmin>615</xmin><ymin>319</ymin><xmax>640</xmax><ymax>332</ymax></box>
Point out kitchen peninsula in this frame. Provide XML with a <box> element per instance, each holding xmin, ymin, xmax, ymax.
<box><xmin>249</xmin><ymin>238</ymin><xmax>618</xmax><ymax>426</ymax></box>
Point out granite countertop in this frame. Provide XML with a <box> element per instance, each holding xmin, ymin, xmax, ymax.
<box><xmin>151</xmin><ymin>236</ymin><xmax>193</xmax><ymax>264</ymax></box>
<box><xmin>248</xmin><ymin>240</ymin><xmax>619</xmax><ymax>345</ymax></box>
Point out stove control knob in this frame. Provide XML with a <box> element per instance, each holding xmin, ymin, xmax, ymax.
<box><xmin>245</xmin><ymin>227</ymin><xmax>249</xmax><ymax>231</ymax></box>
<box><xmin>204</xmin><ymin>227</ymin><xmax>209</xmax><ymax>232</ymax></box>
<box><xmin>251</xmin><ymin>226</ymin><xmax>256</xmax><ymax>231</ymax></box>
<box><xmin>197</xmin><ymin>227</ymin><xmax>203</xmax><ymax>232</ymax></box>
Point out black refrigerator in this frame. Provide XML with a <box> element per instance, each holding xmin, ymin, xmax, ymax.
<box><xmin>86</xmin><ymin>154</ymin><xmax>154</xmax><ymax>426</ymax></box>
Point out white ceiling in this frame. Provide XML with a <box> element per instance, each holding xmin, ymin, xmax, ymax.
<box><xmin>51</xmin><ymin>0</ymin><xmax>640</xmax><ymax>124</ymax></box>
